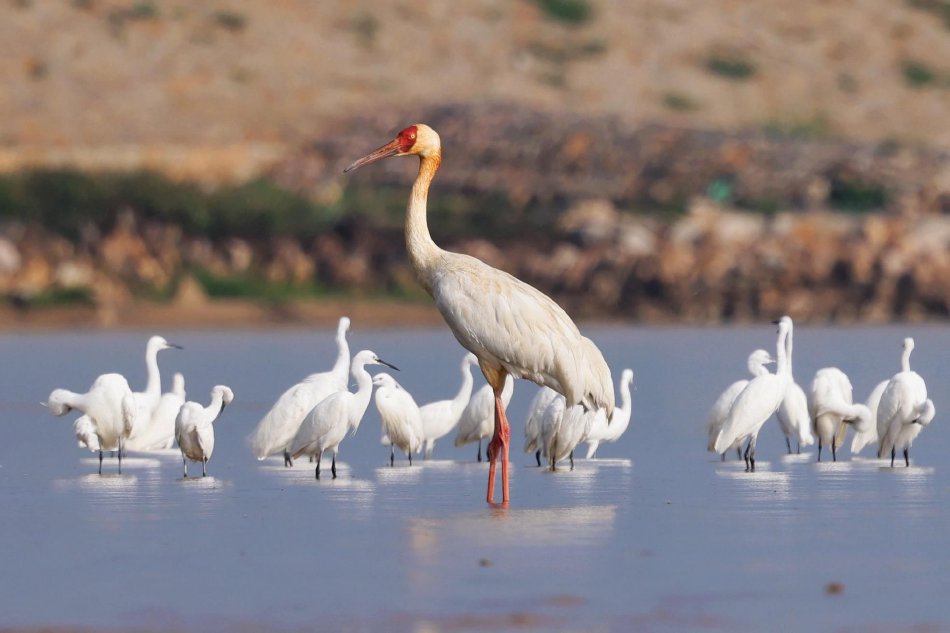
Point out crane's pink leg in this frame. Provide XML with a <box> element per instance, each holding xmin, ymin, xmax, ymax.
<box><xmin>487</xmin><ymin>391</ymin><xmax>511</xmax><ymax>504</ymax></box>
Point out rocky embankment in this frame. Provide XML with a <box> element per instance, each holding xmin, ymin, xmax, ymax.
<box><xmin>2</xmin><ymin>105</ymin><xmax>949</xmax><ymax>326</ymax></box>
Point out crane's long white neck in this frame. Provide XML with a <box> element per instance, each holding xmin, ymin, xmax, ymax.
<box><xmin>144</xmin><ymin>344</ymin><xmax>162</xmax><ymax>399</ymax></box>
<box><xmin>348</xmin><ymin>360</ymin><xmax>375</xmax><ymax>431</ymax></box>
<box><xmin>331</xmin><ymin>323</ymin><xmax>351</xmax><ymax>382</ymax></box>
<box><xmin>406</xmin><ymin>155</ymin><xmax>444</xmax><ymax>294</ymax></box>
<box><xmin>452</xmin><ymin>359</ymin><xmax>475</xmax><ymax>411</ymax></box>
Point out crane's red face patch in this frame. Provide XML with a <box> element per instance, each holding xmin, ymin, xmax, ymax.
<box><xmin>397</xmin><ymin>125</ymin><xmax>418</xmax><ymax>153</ymax></box>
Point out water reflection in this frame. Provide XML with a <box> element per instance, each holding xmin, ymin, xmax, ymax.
<box><xmin>715</xmin><ymin>467</ymin><xmax>794</xmax><ymax>502</ymax></box>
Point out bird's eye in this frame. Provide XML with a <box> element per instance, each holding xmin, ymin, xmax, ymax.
<box><xmin>409</xmin><ymin>133</ymin><xmax>416</xmax><ymax>140</ymax></box>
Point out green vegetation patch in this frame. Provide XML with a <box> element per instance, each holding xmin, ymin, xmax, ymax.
<box><xmin>704</xmin><ymin>51</ymin><xmax>757</xmax><ymax>80</ymax></box>
<box><xmin>535</xmin><ymin>0</ymin><xmax>594</xmax><ymax>25</ymax></box>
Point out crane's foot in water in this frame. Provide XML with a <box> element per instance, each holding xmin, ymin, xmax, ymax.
<box><xmin>284</xmin><ymin>451</ymin><xmax>293</xmax><ymax>468</ymax></box>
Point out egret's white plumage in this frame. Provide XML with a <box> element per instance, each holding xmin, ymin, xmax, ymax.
<box><xmin>877</xmin><ymin>338</ymin><xmax>935</xmax><ymax>466</ymax></box>
<box><xmin>345</xmin><ymin>123</ymin><xmax>613</xmax><ymax>503</ymax></box>
<box><xmin>808</xmin><ymin>367</ymin><xmax>872</xmax><ymax>462</ymax></box>
<box><xmin>585</xmin><ymin>368</ymin><xmax>635</xmax><ymax>459</ymax></box>
<box><xmin>453</xmin><ymin>375</ymin><xmax>514</xmax><ymax>462</ymax></box>
<box><xmin>289</xmin><ymin>350</ymin><xmax>397</xmax><ymax>479</ymax></box>
<box><xmin>126</xmin><ymin>372</ymin><xmax>185</xmax><ymax>451</ymax></box>
<box><xmin>705</xmin><ymin>349</ymin><xmax>774</xmax><ymax>457</ymax></box>
<box><xmin>538</xmin><ymin>394</ymin><xmax>566</xmax><ymax>466</ymax></box>
<box><xmin>524</xmin><ymin>386</ymin><xmax>560</xmax><ymax>466</ymax></box>
<box><xmin>546</xmin><ymin>402</ymin><xmax>597</xmax><ymax>469</ymax></box>
<box><xmin>248</xmin><ymin>316</ymin><xmax>351</xmax><ymax>464</ymax></box>
<box><xmin>175</xmin><ymin>385</ymin><xmax>234</xmax><ymax>477</ymax></box>
<box><xmin>417</xmin><ymin>353</ymin><xmax>478</xmax><ymax>458</ymax></box>
<box><xmin>47</xmin><ymin>373</ymin><xmax>137</xmax><ymax>474</ymax></box>
<box><xmin>127</xmin><ymin>335</ymin><xmax>182</xmax><ymax>444</ymax></box>
<box><xmin>775</xmin><ymin>322</ymin><xmax>815</xmax><ymax>453</ymax></box>
<box><xmin>714</xmin><ymin>317</ymin><xmax>793</xmax><ymax>470</ymax></box>
<box><xmin>73</xmin><ymin>415</ymin><xmax>100</xmax><ymax>453</ymax></box>
<box><xmin>374</xmin><ymin>373</ymin><xmax>424</xmax><ymax>466</ymax></box>
<box><xmin>850</xmin><ymin>380</ymin><xmax>890</xmax><ymax>455</ymax></box>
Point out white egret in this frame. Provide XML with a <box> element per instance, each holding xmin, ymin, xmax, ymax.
<box><xmin>128</xmin><ymin>335</ymin><xmax>182</xmax><ymax>444</ymax></box>
<box><xmin>289</xmin><ymin>350</ymin><xmax>398</xmax><ymax>479</ymax></box>
<box><xmin>524</xmin><ymin>386</ymin><xmax>560</xmax><ymax>466</ymax></box>
<box><xmin>808</xmin><ymin>367</ymin><xmax>872</xmax><ymax>462</ymax></box>
<box><xmin>248</xmin><ymin>316</ymin><xmax>351</xmax><ymax>465</ymax></box>
<box><xmin>126</xmin><ymin>372</ymin><xmax>185</xmax><ymax>451</ymax></box>
<box><xmin>47</xmin><ymin>373</ymin><xmax>137</xmax><ymax>474</ymax></box>
<box><xmin>585</xmin><ymin>368</ymin><xmax>635</xmax><ymax>459</ymax></box>
<box><xmin>877</xmin><ymin>337</ymin><xmax>935</xmax><ymax>467</ymax></box>
<box><xmin>851</xmin><ymin>380</ymin><xmax>890</xmax><ymax>455</ymax></box>
<box><xmin>417</xmin><ymin>353</ymin><xmax>478</xmax><ymax>458</ymax></box>
<box><xmin>373</xmin><ymin>373</ymin><xmax>424</xmax><ymax>466</ymax></box>
<box><xmin>175</xmin><ymin>385</ymin><xmax>234</xmax><ymax>477</ymax></box>
<box><xmin>546</xmin><ymin>401</ymin><xmax>597</xmax><ymax>470</ymax></box>
<box><xmin>714</xmin><ymin>317</ymin><xmax>792</xmax><ymax>471</ymax></box>
<box><xmin>453</xmin><ymin>375</ymin><xmax>514</xmax><ymax>462</ymax></box>
<box><xmin>345</xmin><ymin>124</ymin><xmax>614</xmax><ymax>503</ymax></box>
<box><xmin>538</xmin><ymin>394</ymin><xmax>566</xmax><ymax>468</ymax></box>
<box><xmin>775</xmin><ymin>320</ymin><xmax>815</xmax><ymax>454</ymax></box>
<box><xmin>705</xmin><ymin>349</ymin><xmax>774</xmax><ymax>460</ymax></box>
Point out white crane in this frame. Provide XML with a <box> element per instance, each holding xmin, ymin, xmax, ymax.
<box><xmin>877</xmin><ymin>337</ymin><xmax>936</xmax><ymax>467</ymax></box>
<box><xmin>524</xmin><ymin>386</ymin><xmax>560</xmax><ymax>466</ymax></box>
<box><xmin>373</xmin><ymin>373</ymin><xmax>424</xmax><ymax>466</ymax></box>
<box><xmin>126</xmin><ymin>372</ymin><xmax>185</xmax><ymax>451</ymax></box>
<box><xmin>808</xmin><ymin>367</ymin><xmax>872</xmax><ymax>462</ymax></box>
<box><xmin>175</xmin><ymin>385</ymin><xmax>234</xmax><ymax>477</ymax></box>
<box><xmin>453</xmin><ymin>375</ymin><xmax>514</xmax><ymax>463</ymax></box>
<box><xmin>46</xmin><ymin>373</ymin><xmax>137</xmax><ymax>474</ymax></box>
<box><xmin>417</xmin><ymin>353</ymin><xmax>478</xmax><ymax>458</ymax></box>
<box><xmin>775</xmin><ymin>320</ymin><xmax>815</xmax><ymax>454</ymax></box>
<box><xmin>714</xmin><ymin>317</ymin><xmax>792</xmax><ymax>471</ymax></box>
<box><xmin>584</xmin><ymin>368</ymin><xmax>634</xmax><ymax>459</ymax></box>
<box><xmin>127</xmin><ymin>335</ymin><xmax>182</xmax><ymax>445</ymax></box>
<box><xmin>289</xmin><ymin>350</ymin><xmax>397</xmax><ymax>479</ymax></box>
<box><xmin>248</xmin><ymin>316</ymin><xmax>351</xmax><ymax>466</ymax></box>
<box><xmin>706</xmin><ymin>349</ymin><xmax>774</xmax><ymax>460</ymax></box>
<box><xmin>345</xmin><ymin>123</ymin><xmax>614</xmax><ymax>503</ymax></box>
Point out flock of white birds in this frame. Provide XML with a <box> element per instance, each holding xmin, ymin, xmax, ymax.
<box><xmin>42</xmin><ymin>315</ymin><xmax>637</xmax><ymax>480</ymax></box>
<box><xmin>707</xmin><ymin>316</ymin><xmax>936</xmax><ymax>470</ymax></box>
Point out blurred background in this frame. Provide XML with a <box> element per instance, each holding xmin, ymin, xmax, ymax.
<box><xmin>1</xmin><ymin>0</ymin><xmax>949</xmax><ymax>328</ymax></box>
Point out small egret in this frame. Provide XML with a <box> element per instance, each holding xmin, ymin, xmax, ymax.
<box><xmin>809</xmin><ymin>367</ymin><xmax>872</xmax><ymax>462</ymax></box>
<box><xmin>538</xmin><ymin>394</ymin><xmax>566</xmax><ymax>468</ymax></box>
<box><xmin>373</xmin><ymin>373</ymin><xmax>424</xmax><ymax>466</ymax></box>
<box><xmin>128</xmin><ymin>335</ymin><xmax>182</xmax><ymax>444</ymax></box>
<box><xmin>47</xmin><ymin>373</ymin><xmax>137</xmax><ymax>474</ymax></box>
<box><xmin>524</xmin><ymin>386</ymin><xmax>560</xmax><ymax>466</ymax></box>
<box><xmin>126</xmin><ymin>372</ymin><xmax>185</xmax><ymax>451</ymax></box>
<box><xmin>289</xmin><ymin>350</ymin><xmax>397</xmax><ymax>479</ymax></box>
<box><xmin>850</xmin><ymin>380</ymin><xmax>889</xmax><ymax>455</ymax></box>
<box><xmin>706</xmin><ymin>349</ymin><xmax>774</xmax><ymax>460</ymax></box>
<box><xmin>453</xmin><ymin>375</ymin><xmax>514</xmax><ymax>462</ymax></box>
<box><xmin>775</xmin><ymin>321</ymin><xmax>815</xmax><ymax>454</ymax></box>
<box><xmin>345</xmin><ymin>123</ymin><xmax>614</xmax><ymax>503</ymax></box>
<box><xmin>416</xmin><ymin>353</ymin><xmax>478</xmax><ymax>458</ymax></box>
<box><xmin>248</xmin><ymin>316</ymin><xmax>351</xmax><ymax>465</ymax></box>
<box><xmin>546</xmin><ymin>402</ymin><xmax>597</xmax><ymax>470</ymax></box>
<box><xmin>714</xmin><ymin>317</ymin><xmax>793</xmax><ymax>471</ymax></box>
<box><xmin>175</xmin><ymin>385</ymin><xmax>234</xmax><ymax>477</ymax></box>
<box><xmin>585</xmin><ymin>369</ymin><xmax>635</xmax><ymax>459</ymax></box>
<box><xmin>877</xmin><ymin>338</ymin><xmax>935</xmax><ymax>466</ymax></box>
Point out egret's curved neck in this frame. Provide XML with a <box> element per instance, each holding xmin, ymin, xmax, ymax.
<box><xmin>349</xmin><ymin>361</ymin><xmax>375</xmax><ymax>431</ymax></box>
<box><xmin>206</xmin><ymin>392</ymin><xmax>225</xmax><ymax>421</ymax></box>
<box><xmin>54</xmin><ymin>389</ymin><xmax>86</xmax><ymax>412</ymax></box>
<box><xmin>453</xmin><ymin>360</ymin><xmax>475</xmax><ymax>409</ymax></box>
<box><xmin>618</xmin><ymin>378</ymin><xmax>632</xmax><ymax>416</ymax></box>
<box><xmin>775</xmin><ymin>328</ymin><xmax>789</xmax><ymax>376</ymax></box>
<box><xmin>144</xmin><ymin>345</ymin><xmax>161</xmax><ymax>398</ymax></box>
<box><xmin>332</xmin><ymin>325</ymin><xmax>351</xmax><ymax>381</ymax></box>
<box><xmin>784</xmin><ymin>325</ymin><xmax>794</xmax><ymax>377</ymax></box>
<box><xmin>406</xmin><ymin>154</ymin><xmax>443</xmax><ymax>293</ymax></box>
<box><xmin>901</xmin><ymin>345</ymin><xmax>912</xmax><ymax>373</ymax></box>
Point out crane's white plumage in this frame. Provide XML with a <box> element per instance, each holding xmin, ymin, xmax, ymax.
<box><xmin>248</xmin><ymin>316</ymin><xmax>351</xmax><ymax>463</ymax></box>
<box><xmin>374</xmin><ymin>373</ymin><xmax>424</xmax><ymax>465</ymax></box>
<box><xmin>175</xmin><ymin>385</ymin><xmax>233</xmax><ymax>477</ymax></box>
<box><xmin>706</xmin><ymin>349</ymin><xmax>774</xmax><ymax>455</ymax></box>
<box><xmin>417</xmin><ymin>353</ymin><xmax>478</xmax><ymax>458</ymax></box>
<box><xmin>877</xmin><ymin>338</ymin><xmax>935</xmax><ymax>466</ymax></box>
<box><xmin>345</xmin><ymin>123</ymin><xmax>613</xmax><ymax>503</ymax></box>
<box><xmin>289</xmin><ymin>350</ymin><xmax>396</xmax><ymax>479</ymax></box>
<box><xmin>47</xmin><ymin>373</ymin><xmax>137</xmax><ymax>474</ymax></box>
<box><xmin>524</xmin><ymin>386</ymin><xmax>560</xmax><ymax>466</ymax></box>
<box><xmin>714</xmin><ymin>317</ymin><xmax>793</xmax><ymax>470</ymax></box>
<box><xmin>126</xmin><ymin>372</ymin><xmax>185</xmax><ymax>451</ymax></box>
<box><xmin>127</xmin><ymin>335</ymin><xmax>181</xmax><ymax>444</ymax></box>
<box><xmin>585</xmin><ymin>368</ymin><xmax>635</xmax><ymax>459</ymax></box>
<box><xmin>809</xmin><ymin>367</ymin><xmax>872</xmax><ymax>461</ymax></box>
<box><xmin>453</xmin><ymin>375</ymin><xmax>514</xmax><ymax>461</ymax></box>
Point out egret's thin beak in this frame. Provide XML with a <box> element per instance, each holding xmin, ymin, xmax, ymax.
<box><xmin>378</xmin><ymin>358</ymin><xmax>400</xmax><ymax>371</ymax></box>
<box><xmin>168</xmin><ymin>343</ymin><xmax>184</xmax><ymax>350</ymax></box>
<box><xmin>344</xmin><ymin>138</ymin><xmax>402</xmax><ymax>173</ymax></box>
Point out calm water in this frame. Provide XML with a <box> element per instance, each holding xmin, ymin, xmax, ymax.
<box><xmin>1</xmin><ymin>324</ymin><xmax>947</xmax><ymax>632</ymax></box>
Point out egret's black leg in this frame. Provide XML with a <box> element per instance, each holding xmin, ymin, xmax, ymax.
<box><xmin>832</xmin><ymin>437</ymin><xmax>837</xmax><ymax>462</ymax></box>
<box><xmin>408</xmin><ymin>450</ymin><xmax>413</xmax><ymax>467</ymax></box>
<box><xmin>182</xmin><ymin>454</ymin><xmax>188</xmax><ymax>478</ymax></box>
<box><xmin>786</xmin><ymin>436</ymin><xmax>792</xmax><ymax>454</ymax></box>
<box><xmin>390</xmin><ymin>445</ymin><xmax>395</xmax><ymax>467</ymax></box>
<box><xmin>817</xmin><ymin>438</ymin><xmax>823</xmax><ymax>462</ymax></box>
<box><xmin>316</xmin><ymin>453</ymin><xmax>321</xmax><ymax>480</ymax></box>
<box><xmin>535</xmin><ymin>450</ymin><xmax>541</xmax><ymax>467</ymax></box>
<box><xmin>743</xmin><ymin>441</ymin><xmax>751</xmax><ymax>472</ymax></box>
<box><xmin>736</xmin><ymin>446</ymin><xmax>742</xmax><ymax>460</ymax></box>
<box><xmin>117</xmin><ymin>439</ymin><xmax>123</xmax><ymax>474</ymax></box>
<box><xmin>202</xmin><ymin>459</ymin><xmax>207</xmax><ymax>477</ymax></box>
<box><xmin>569</xmin><ymin>450</ymin><xmax>575</xmax><ymax>471</ymax></box>
<box><xmin>477</xmin><ymin>439</ymin><xmax>482</xmax><ymax>463</ymax></box>
<box><xmin>331</xmin><ymin>454</ymin><xmax>337</xmax><ymax>479</ymax></box>
<box><xmin>99</xmin><ymin>450</ymin><xmax>104</xmax><ymax>475</ymax></box>
<box><xmin>891</xmin><ymin>447</ymin><xmax>896</xmax><ymax>468</ymax></box>
<box><xmin>749</xmin><ymin>438</ymin><xmax>756</xmax><ymax>472</ymax></box>
<box><xmin>904</xmin><ymin>448</ymin><xmax>910</xmax><ymax>468</ymax></box>
<box><xmin>796</xmin><ymin>442</ymin><xmax>801</xmax><ymax>455</ymax></box>
<box><xmin>284</xmin><ymin>450</ymin><xmax>293</xmax><ymax>468</ymax></box>
<box><xmin>720</xmin><ymin>452</ymin><xmax>726</xmax><ymax>462</ymax></box>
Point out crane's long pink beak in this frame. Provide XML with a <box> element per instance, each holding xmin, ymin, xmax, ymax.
<box><xmin>344</xmin><ymin>138</ymin><xmax>402</xmax><ymax>173</ymax></box>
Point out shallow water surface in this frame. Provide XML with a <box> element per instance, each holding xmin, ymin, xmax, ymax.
<box><xmin>1</xmin><ymin>324</ymin><xmax>947</xmax><ymax>632</ymax></box>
